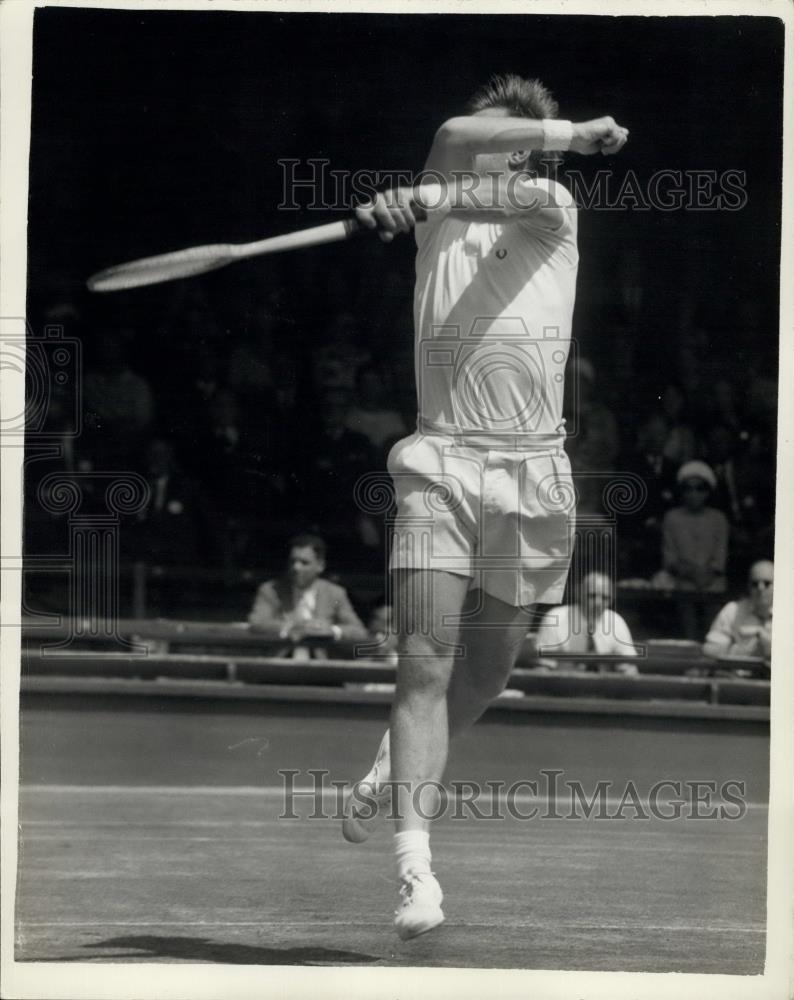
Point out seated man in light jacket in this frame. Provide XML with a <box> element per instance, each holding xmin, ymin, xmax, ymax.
<box><xmin>248</xmin><ymin>532</ymin><xmax>367</xmax><ymax>658</ymax></box>
<box><xmin>535</xmin><ymin>571</ymin><xmax>638</xmax><ymax>674</ymax></box>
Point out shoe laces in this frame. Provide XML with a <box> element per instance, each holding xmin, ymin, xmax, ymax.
<box><xmin>397</xmin><ymin>872</ymin><xmax>435</xmax><ymax>905</ymax></box>
<box><xmin>396</xmin><ymin>878</ymin><xmax>417</xmax><ymax>914</ymax></box>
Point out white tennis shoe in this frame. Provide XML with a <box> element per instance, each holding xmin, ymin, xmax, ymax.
<box><xmin>342</xmin><ymin>731</ymin><xmax>391</xmax><ymax>844</ymax></box>
<box><xmin>394</xmin><ymin>872</ymin><xmax>445</xmax><ymax>940</ymax></box>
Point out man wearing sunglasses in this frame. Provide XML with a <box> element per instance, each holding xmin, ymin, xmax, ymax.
<box><xmin>703</xmin><ymin>560</ymin><xmax>774</xmax><ymax>662</ymax></box>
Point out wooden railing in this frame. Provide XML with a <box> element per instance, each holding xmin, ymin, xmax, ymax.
<box><xmin>18</xmin><ymin>616</ymin><xmax>769</xmax><ymax>717</ymax></box>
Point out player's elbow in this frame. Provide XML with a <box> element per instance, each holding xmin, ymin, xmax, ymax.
<box><xmin>433</xmin><ymin>118</ymin><xmax>471</xmax><ymax>149</ymax></box>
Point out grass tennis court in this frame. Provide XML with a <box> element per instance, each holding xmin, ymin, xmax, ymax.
<box><xmin>15</xmin><ymin>689</ymin><xmax>768</xmax><ymax>972</ymax></box>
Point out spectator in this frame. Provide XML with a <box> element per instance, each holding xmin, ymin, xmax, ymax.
<box><xmin>270</xmin><ymin>350</ymin><xmax>303</xmax><ymax>417</ymax></box>
<box><xmin>123</xmin><ymin>437</ymin><xmax>214</xmax><ymax>567</ymax></box>
<box><xmin>659</xmin><ymin>462</ymin><xmax>729</xmax><ymax>590</ymax></box>
<box><xmin>675</xmin><ymin>344</ymin><xmax>704</xmax><ymax>407</ymax></box>
<box><xmin>248</xmin><ymin>533</ymin><xmax>367</xmax><ymax>659</ymax></box>
<box><xmin>83</xmin><ymin>330</ymin><xmax>154</xmax><ymax>466</ymax></box>
<box><xmin>705</xmin><ymin>424</ymin><xmax>773</xmax><ymax>547</ymax></box>
<box><xmin>659</xmin><ymin>383</ymin><xmax>697</xmax><ymax>466</ymax></box>
<box><xmin>297</xmin><ymin>389</ymin><xmax>374</xmax><ymax>536</ymax></box>
<box><xmin>227</xmin><ymin>326</ymin><xmax>275</xmax><ymax>410</ymax></box>
<box><xmin>534</xmin><ymin>571</ymin><xmax>638</xmax><ymax>674</ymax></box>
<box><xmin>630</xmin><ymin>412</ymin><xmax>679</xmax><ymax>511</ymax></box>
<box><xmin>621</xmin><ymin>410</ymin><xmax>679</xmax><ymax>577</ymax></box>
<box><xmin>564</xmin><ymin>357</ymin><xmax>620</xmax><ymax>515</ymax></box>
<box><xmin>703</xmin><ymin>378</ymin><xmax>742</xmax><ymax>436</ymax></box>
<box><xmin>313</xmin><ymin>312</ymin><xmax>371</xmax><ymax>392</ymax></box>
<box><xmin>703</xmin><ymin>560</ymin><xmax>773</xmax><ymax>663</ymax></box>
<box><xmin>165</xmin><ymin>342</ymin><xmax>223</xmax><ymax>453</ymax></box>
<box><xmin>191</xmin><ymin>387</ymin><xmax>296</xmax><ymax>566</ymax></box>
<box><xmin>705</xmin><ymin>424</ymin><xmax>746</xmax><ymax>524</ymax></box>
<box><xmin>656</xmin><ymin>460</ymin><xmax>729</xmax><ymax>640</ymax></box>
<box><xmin>345</xmin><ymin>364</ymin><xmax>408</xmax><ymax>452</ymax></box>
<box><xmin>198</xmin><ymin>389</ymin><xmax>271</xmax><ymax>513</ymax></box>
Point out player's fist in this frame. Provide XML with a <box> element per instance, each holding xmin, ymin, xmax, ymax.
<box><xmin>571</xmin><ymin>117</ymin><xmax>629</xmax><ymax>156</ymax></box>
<box><xmin>354</xmin><ymin>188</ymin><xmax>419</xmax><ymax>243</ymax></box>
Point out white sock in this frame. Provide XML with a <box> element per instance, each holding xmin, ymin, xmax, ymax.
<box><xmin>394</xmin><ymin>830</ymin><xmax>432</xmax><ymax>879</ymax></box>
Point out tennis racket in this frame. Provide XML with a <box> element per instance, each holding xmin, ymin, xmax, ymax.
<box><xmin>87</xmin><ymin>217</ymin><xmax>361</xmax><ymax>293</ymax></box>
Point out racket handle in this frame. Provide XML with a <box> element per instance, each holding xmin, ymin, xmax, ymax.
<box><xmin>236</xmin><ymin>216</ymin><xmax>361</xmax><ymax>259</ymax></box>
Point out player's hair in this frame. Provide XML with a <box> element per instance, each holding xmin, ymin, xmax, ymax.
<box><xmin>289</xmin><ymin>533</ymin><xmax>327</xmax><ymax>562</ymax></box>
<box><xmin>467</xmin><ymin>74</ymin><xmax>559</xmax><ymax>120</ymax></box>
<box><xmin>466</xmin><ymin>73</ymin><xmax>562</xmax><ymax>174</ymax></box>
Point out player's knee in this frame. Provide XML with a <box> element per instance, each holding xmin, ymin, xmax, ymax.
<box><xmin>398</xmin><ymin>628</ymin><xmax>455</xmax><ymax>662</ymax></box>
<box><xmin>396</xmin><ymin>640</ymin><xmax>454</xmax><ymax>699</ymax></box>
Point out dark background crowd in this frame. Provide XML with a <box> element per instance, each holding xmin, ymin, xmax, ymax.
<box><xmin>22</xmin><ymin>9</ymin><xmax>782</xmax><ymax>633</ymax></box>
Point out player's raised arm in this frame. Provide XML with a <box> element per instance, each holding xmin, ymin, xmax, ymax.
<box><xmin>435</xmin><ymin>115</ymin><xmax>628</xmax><ymax>155</ymax></box>
<box><xmin>425</xmin><ymin>114</ymin><xmax>629</xmax><ymax>174</ymax></box>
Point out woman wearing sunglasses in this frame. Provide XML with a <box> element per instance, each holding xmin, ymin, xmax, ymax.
<box><xmin>657</xmin><ymin>460</ymin><xmax>730</xmax><ymax>640</ymax></box>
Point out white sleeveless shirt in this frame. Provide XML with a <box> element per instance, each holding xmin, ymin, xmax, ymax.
<box><xmin>413</xmin><ymin>177</ymin><xmax>578</xmax><ymax>447</ymax></box>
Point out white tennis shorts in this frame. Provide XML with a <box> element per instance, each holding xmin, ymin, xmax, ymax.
<box><xmin>388</xmin><ymin>431</ymin><xmax>576</xmax><ymax>607</ymax></box>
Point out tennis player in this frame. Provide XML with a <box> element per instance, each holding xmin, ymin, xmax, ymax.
<box><xmin>344</xmin><ymin>75</ymin><xmax>629</xmax><ymax>939</ymax></box>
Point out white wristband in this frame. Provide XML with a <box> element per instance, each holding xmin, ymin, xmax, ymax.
<box><xmin>414</xmin><ymin>182</ymin><xmax>452</xmax><ymax>220</ymax></box>
<box><xmin>541</xmin><ymin>119</ymin><xmax>574</xmax><ymax>152</ymax></box>
<box><xmin>331</xmin><ymin>625</ymin><xmax>342</xmax><ymax>642</ymax></box>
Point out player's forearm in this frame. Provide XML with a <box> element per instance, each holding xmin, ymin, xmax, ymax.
<box><xmin>434</xmin><ymin>115</ymin><xmax>627</xmax><ymax>158</ymax></box>
<box><xmin>410</xmin><ymin>176</ymin><xmax>565</xmax><ymax>224</ymax></box>
<box><xmin>356</xmin><ymin>172</ymin><xmax>572</xmax><ymax>241</ymax></box>
<box><xmin>435</xmin><ymin>116</ymin><xmax>551</xmax><ymax>154</ymax></box>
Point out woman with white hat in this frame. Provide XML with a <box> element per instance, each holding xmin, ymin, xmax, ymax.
<box><xmin>656</xmin><ymin>460</ymin><xmax>730</xmax><ymax>640</ymax></box>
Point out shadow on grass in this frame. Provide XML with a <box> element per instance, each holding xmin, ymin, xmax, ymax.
<box><xmin>42</xmin><ymin>933</ymin><xmax>383</xmax><ymax>965</ymax></box>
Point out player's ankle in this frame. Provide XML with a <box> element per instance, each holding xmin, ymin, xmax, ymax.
<box><xmin>394</xmin><ymin>830</ymin><xmax>432</xmax><ymax>880</ymax></box>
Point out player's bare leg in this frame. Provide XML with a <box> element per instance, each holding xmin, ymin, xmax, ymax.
<box><xmin>445</xmin><ymin>590</ymin><xmax>533</xmax><ymax>734</ymax></box>
<box><xmin>391</xmin><ymin>569</ymin><xmax>468</xmax><ymax>823</ymax></box>
<box><xmin>389</xmin><ymin>568</ymin><xmax>469</xmax><ymax>938</ymax></box>
<box><xmin>343</xmin><ymin>590</ymin><xmax>531</xmax><ymax>849</ymax></box>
